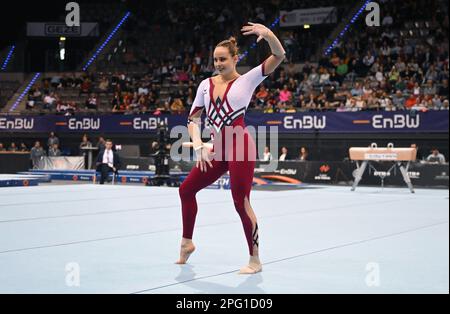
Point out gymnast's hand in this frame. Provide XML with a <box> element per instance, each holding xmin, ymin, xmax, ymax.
<box><xmin>241</xmin><ymin>22</ymin><xmax>271</xmax><ymax>43</ymax></box>
<box><xmin>195</xmin><ymin>146</ymin><xmax>215</xmax><ymax>172</ymax></box>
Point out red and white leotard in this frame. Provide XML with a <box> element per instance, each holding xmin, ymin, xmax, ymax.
<box><xmin>179</xmin><ymin>61</ymin><xmax>269</xmax><ymax>256</ymax></box>
<box><xmin>189</xmin><ymin>61</ymin><xmax>268</xmax><ymax>133</ymax></box>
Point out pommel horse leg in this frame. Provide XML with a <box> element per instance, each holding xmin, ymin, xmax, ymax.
<box><xmin>397</xmin><ymin>161</ymin><xmax>415</xmax><ymax>193</ymax></box>
<box><xmin>351</xmin><ymin>160</ymin><xmax>368</xmax><ymax>191</ymax></box>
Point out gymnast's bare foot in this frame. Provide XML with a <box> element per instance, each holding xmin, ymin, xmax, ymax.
<box><xmin>239</xmin><ymin>255</ymin><xmax>262</xmax><ymax>274</ymax></box>
<box><xmin>175</xmin><ymin>238</ymin><xmax>196</xmax><ymax>264</ymax></box>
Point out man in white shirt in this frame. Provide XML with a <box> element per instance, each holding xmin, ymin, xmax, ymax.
<box><xmin>426</xmin><ymin>148</ymin><xmax>446</xmax><ymax>164</ymax></box>
<box><xmin>96</xmin><ymin>139</ymin><xmax>121</xmax><ymax>184</ymax></box>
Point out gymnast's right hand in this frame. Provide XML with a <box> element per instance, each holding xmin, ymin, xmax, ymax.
<box><xmin>195</xmin><ymin>145</ymin><xmax>215</xmax><ymax>172</ymax></box>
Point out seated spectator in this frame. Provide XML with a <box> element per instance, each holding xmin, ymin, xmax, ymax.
<box><xmin>319</xmin><ymin>68</ymin><xmax>331</xmax><ymax>85</ymax></box>
<box><xmin>391</xmin><ymin>90</ymin><xmax>406</xmax><ymax>109</ymax></box>
<box><xmin>279</xmin><ymin>147</ymin><xmax>291</xmax><ymax>161</ymax></box>
<box><xmin>170</xmin><ymin>98</ymin><xmax>185</xmax><ymax>114</ymax></box>
<box><xmin>307</xmin><ymin>68</ymin><xmax>319</xmax><ymax>85</ymax></box>
<box><xmin>80</xmin><ymin>78</ymin><xmax>92</xmax><ymax>94</ymax></box>
<box><xmin>297</xmin><ymin>146</ymin><xmax>309</xmax><ymax>161</ymax></box>
<box><xmin>438</xmin><ymin>80</ymin><xmax>448</xmax><ymax>97</ymax></box>
<box><xmin>431</xmin><ymin>94</ymin><xmax>443</xmax><ymax>110</ymax></box>
<box><xmin>138</xmin><ymin>84</ymin><xmax>149</xmax><ymax>96</ymax></box>
<box><xmin>98</xmin><ymin>77</ymin><xmax>110</xmax><ymax>92</ymax></box>
<box><xmin>86</xmin><ymin>94</ymin><xmax>98</xmax><ymax>110</ymax></box>
<box><xmin>255</xmin><ymin>85</ymin><xmax>269</xmax><ymax>107</ymax></box>
<box><xmin>261</xmin><ymin>146</ymin><xmax>273</xmax><ymax>161</ymax></box>
<box><xmin>8</xmin><ymin>142</ymin><xmax>18</xmax><ymax>152</ymax></box>
<box><xmin>405</xmin><ymin>95</ymin><xmax>419</xmax><ymax>109</ymax></box>
<box><xmin>426</xmin><ymin>148</ymin><xmax>446</xmax><ymax>164</ymax></box>
<box><xmin>43</xmin><ymin>92</ymin><xmax>57</xmax><ymax>110</ymax></box>
<box><xmin>388</xmin><ymin>66</ymin><xmax>400</xmax><ymax>85</ymax></box>
<box><xmin>0</xmin><ymin>143</ymin><xmax>5</xmax><ymax>152</ymax></box>
<box><xmin>279</xmin><ymin>85</ymin><xmax>292</xmax><ymax>104</ymax></box>
<box><xmin>50</xmin><ymin>76</ymin><xmax>61</xmax><ymax>89</ymax></box>
<box><xmin>423</xmin><ymin>80</ymin><xmax>437</xmax><ymax>97</ymax></box>
<box><xmin>19</xmin><ymin>142</ymin><xmax>28</xmax><ymax>152</ymax></box>
<box><xmin>351</xmin><ymin>82</ymin><xmax>363</xmax><ymax>97</ymax></box>
<box><xmin>335</xmin><ymin>60</ymin><xmax>348</xmax><ymax>84</ymax></box>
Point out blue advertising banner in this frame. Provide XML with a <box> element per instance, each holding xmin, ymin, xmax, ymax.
<box><xmin>0</xmin><ymin>111</ymin><xmax>448</xmax><ymax>134</ymax></box>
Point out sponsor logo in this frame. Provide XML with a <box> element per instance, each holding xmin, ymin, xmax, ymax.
<box><xmin>126</xmin><ymin>165</ymin><xmax>140</xmax><ymax>170</ymax></box>
<box><xmin>408</xmin><ymin>171</ymin><xmax>421</xmax><ymax>179</ymax></box>
<box><xmin>0</xmin><ymin>118</ymin><xmax>34</xmax><ymax>130</ymax></box>
<box><xmin>133</xmin><ymin>117</ymin><xmax>169</xmax><ymax>130</ymax></box>
<box><xmin>220</xmin><ymin>177</ymin><xmax>230</xmax><ymax>188</ymax></box>
<box><xmin>364</xmin><ymin>153</ymin><xmax>398</xmax><ymax>160</ymax></box>
<box><xmin>68</xmin><ymin>118</ymin><xmax>100</xmax><ymax>130</ymax></box>
<box><xmin>283</xmin><ymin>115</ymin><xmax>326</xmax><ymax>130</ymax></box>
<box><xmin>315</xmin><ymin>164</ymin><xmax>331</xmax><ymax>180</ymax></box>
<box><xmin>435</xmin><ymin>172</ymin><xmax>449</xmax><ymax>180</ymax></box>
<box><xmin>279</xmin><ymin>168</ymin><xmax>297</xmax><ymax>175</ymax></box>
<box><xmin>372</xmin><ymin>114</ymin><xmax>420</xmax><ymax>129</ymax></box>
<box><xmin>373</xmin><ymin>171</ymin><xmax>391</xmax><ymax>177</ymax></box>
<box><xmin>253</xmin><ymin>168</ymin><xmax>266</xmax><ymax>173</ymax></box>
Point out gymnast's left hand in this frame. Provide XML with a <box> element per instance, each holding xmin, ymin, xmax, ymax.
<box><xmin>241</xmin><ymin>22</ymin><xmax>271</xmax><ymax>43</ymax></box>
<box><xmin>195</xmin><ymin>146</ymin><xmax>215</xmax><ymax>172</ymax></box>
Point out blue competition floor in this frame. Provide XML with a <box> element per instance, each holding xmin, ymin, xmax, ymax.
<box><xmin>0</xmin><ymin>183</ymin><xmax>448</xmax><ymax>294</ymax></box>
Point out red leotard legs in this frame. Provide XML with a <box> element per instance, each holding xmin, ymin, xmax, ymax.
<box><xmin>179</xmin><ymin>117</ymin><xmax>258</xmax><ymax>256</ymax></box>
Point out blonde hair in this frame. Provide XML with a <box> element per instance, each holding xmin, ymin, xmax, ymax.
<box><xmin>216</xmin><ymin>36</ymin><xmax>239</xmax><ymax>57</ymax></box>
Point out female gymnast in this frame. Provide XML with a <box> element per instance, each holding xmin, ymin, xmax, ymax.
<box><xmin>177</xmin><ymin>22</ymin><xmax>285</xmax><ymax>274</ymax></box>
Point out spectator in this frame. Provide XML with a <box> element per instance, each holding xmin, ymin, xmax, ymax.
<box><xmin>0</xmin><ymin>143</ymin><xmax>5</xmax><ymax>152</ymax></box>
<box><xmin>426</xmin><ymin>148</ymin><xmax>446</xmax><ymax>164</ymax></box>
<box><xmin>351</xmin><ymin>82</ymin><xmax>363</xmax><ymax>97</ymax></box>
<box><xmin>86</xmin><ymin>94</ymin><xmax>98</xmax><ymax>110</ymax></box>
<box><xmin>297</xmin><ymin>147</ymin><xmax>309</xmax><ymax>161</ymax></box>
<box><xmin>255</xmin><ymin>85</ymin><xmax>269</xmax><ymax>108</ymax></box>
<box><xmin>261</xmin><ymin>146</ymin><xmax>273</xmax><ymax>161</ymax></box>
<box><xmin>48</xmin><ymin>143</ymin><xmax>61</xmax><ymax>157</ymax></box>
<box><xmin>79</xmin><ymin>135</ymin><xmax>92</xmax><ymax>155</ymax></box>
<box><xmin>8</xmin><ymin>142</ymin><xmax>18</xmax><ymax>152</ymax></box>
<box><xmin>335</xmin><ymin>60</ymin><xmax>348</xmax><ymax>83</ymax></box>
<box><xmin>43</xmin><ymin>92</ymin><xmax>57</xmax><ymax>110</ymax></box>
<box><xmin>19</xmin><ymin>142</ymin><xmax>28</xmax><ymax>152</ymax></box>
<box><xmin>279</xmin><ymin>147</ymin><xmax>291</xmax><ymax>161</ymax></box>
<box><xmin>138</xmin><ymin>83</ymin><xmax>149</xmax><ymax>96</ymax></box>
<box><xmin>391</xmin><ymin>90</ymin><xmax>406</xmax><ymax>109</ymax></box>
<box><xmin>80</xmin><ymin>78</ymin><xmax>92</xmax><ymax>94</ymax></box>
<box><xmin>98</xmin><ymin>77</ymin><xmax>110</xmax><ymax>92</ymax></box>
<box><xmin>439</xmin><ymin>80</ymin><xmax>448</xmax><ymax>97</ymax></box>
<box><xmin>279</xmin><ymin>85</ymin><xmax>292</xmax><ymax>104</ymax></box>
<box><xmin>170</xmin><ymin>98</ymin><xmax>185</xmax><ymax>114</ymax></box>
